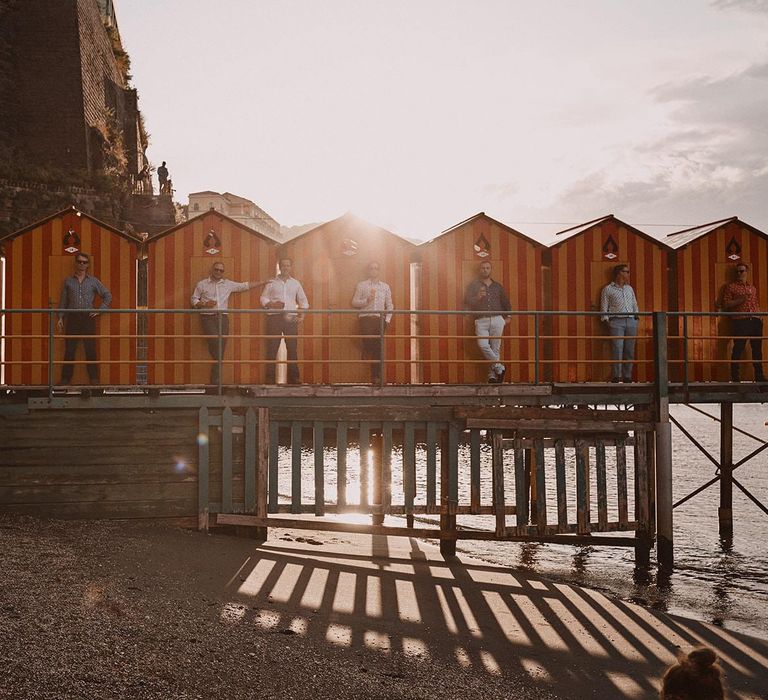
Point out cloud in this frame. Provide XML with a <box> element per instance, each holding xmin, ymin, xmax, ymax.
<box><xmin>712</xmin><ymin>0</ymin><xmax>768</xmax><ymax>14</ymax></box>
<box><xmin>536</xmin><ymin>59</ymin><xmax>768</xmax><ymax>230</ymax></box>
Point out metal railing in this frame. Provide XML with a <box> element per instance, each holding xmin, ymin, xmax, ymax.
<box><xmin>0</xmin><ymin>308</ymin><xmax>765</xmax><ymax>393</ymax></box>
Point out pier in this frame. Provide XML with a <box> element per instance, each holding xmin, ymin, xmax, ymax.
<box><xmin>2</xmin><ymin>307</ymin><xmax>766</xmax><ymax>574</ymax></box>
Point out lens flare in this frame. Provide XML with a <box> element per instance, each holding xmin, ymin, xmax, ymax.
<box><xmin>196</xmin><ymin>432</ymin><xmax>209</xmax><ymax>446</ymax></box>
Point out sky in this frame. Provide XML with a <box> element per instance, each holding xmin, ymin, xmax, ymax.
<box><xmin>117</xmin><ymin>0</ymin><xmax>768</xmax><ymax>242</ymax></box>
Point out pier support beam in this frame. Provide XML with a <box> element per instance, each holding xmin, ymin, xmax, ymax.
<box><xmin>440</xmin><ymin>429</ymin><xmax>457</xmax><ymax>557</ymax></box>
<box><xmin>653</xmin><ymin>312</ymin><xmax>674</xmax><ymax>571</ymax></box>
<box><xmin>719</xmin><ymin>402</ymin><xmax>734</xmax><ymax>541</ymax></box>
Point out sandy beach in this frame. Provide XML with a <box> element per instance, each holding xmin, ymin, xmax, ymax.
<box><xmin>2</xmin><ymin>514</ymin><xmax>767</xmax><ymax>700</ymax></box>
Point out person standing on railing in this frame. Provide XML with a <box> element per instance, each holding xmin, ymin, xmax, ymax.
<box><xmin>721</xmin><ymin>262</ymin><xmax>766</xmax><ymax>383</ymax></box>
<box><xmin>600</xmin><ymin>264</ymin><xmax>640</xmax><ymax>383</ymax></box>
<box><xmin>260</xmin><ymin>257</ymin><xmax>309</xmax><ymax>385</ymax></box>
<box><xmin>191</xmin><ymin>263</ymin><xmax>265</xmax><ymax>385</ymax></box>
<box><xmin>352</xmin><ymin>261</ymin><xmax>394</xmax><ymax>384</ymax></box>
<box><xmin>464</xmin><ymin>261</ymin><xmax>512</xmax><ymax>384</ymax></box>
<box><xmin>56</xmin><ymin>252</ymin><xmax>112</xmax><ymax>385</ymax></box>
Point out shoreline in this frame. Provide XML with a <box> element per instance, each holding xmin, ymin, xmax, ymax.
<box><xmin>2</xmin><ymin>514</ymin><xmax>767</xmax><ymax>699</ymax></box>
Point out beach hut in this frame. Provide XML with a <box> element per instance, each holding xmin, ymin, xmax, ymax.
<box><xmin>277</xmin><ymin>213</ymin><xmax>416</xmax><ymax>384</ymax></box>
<box><xmin>549</xmin><ymin>215</ymin><xmax>673</xmax><ymax>383</ymax></box>
<box><xmin>667</xmin><ymin>217</ymin><xmax>768</xmax><ymax>382</ymax></box>
<box><xmin>416</xmin><ymin>213</ymin><xmax>545</xmax><ymax>384</ymax></box>
<box><xmin>145</xmin><ymin>210</ymin><xmax>278</xmax><ymax>385</ymax></box>
<box><xmin>0</xmin><ymin>206</ymin><xmax>140</xmax><ymax>385</ymax></box>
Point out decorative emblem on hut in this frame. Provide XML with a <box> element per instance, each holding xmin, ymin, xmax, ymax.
<box><xmin>203</xmin><ymin>229</ymin><xmax>221</xmax><ymax>256</ymax></box>
<box><xmin>341</xmin><ymin>238</ymin><xmax>358</xmax><ymax>257</ymax></box>
<box><xmin>63</xmin><ymin>228</ymin><xmax>80</xmax><ymax>254</ymax></box>
<box><xmin>726</xmin><ymin>236</ymin><xmax>741</xmax><ymax>261</ymax></box>
<box><xmin>473</xmin><ymin>233</ymin><xmax>490</xmax><ymax>258</ymax></box>
<box><xmin>602</xmin><ymin>235</ymin><xmax>618</xmax><ymax>260</ymax></box>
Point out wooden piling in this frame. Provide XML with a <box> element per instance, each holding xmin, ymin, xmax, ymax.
<box><xmin>653</xmin><ymin>311</ymin><xmax>673</xmax><ymax>571</ymax></box>
<box><xmin>719</xmin><ymin>402</ymin><xmax>734</xmax><ymax>540</ymax></box>
<box><xmin>440</xmin><ymin>427</ymin><xmax>457</xmax><ymax>557</ymax></box>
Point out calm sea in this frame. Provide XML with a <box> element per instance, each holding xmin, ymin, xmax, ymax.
<box><xmin>276</xmin><ymin>402</ymin><xmax>768</xmax><ymax>639</ymax></box>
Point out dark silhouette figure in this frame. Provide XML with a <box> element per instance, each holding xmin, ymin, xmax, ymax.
<box><xmin>660</xmin><ymin>646</ymin><xmax>725</xmax><ymax>700</ymax></box>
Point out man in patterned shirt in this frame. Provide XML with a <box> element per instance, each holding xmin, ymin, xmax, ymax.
<box><xmin>57</xmin><ymin>252</ymin><xmax>112</xmax><ymax>385</ymax></box>
<box><xmin>721</xmin><ymin>262</ymin><xmax>765</xmax><ymax>383</ymax></box>
<box><xmin>600</xmin><ymin>264</ymin><xmax>640</xmax><ymax>383</ymax></box>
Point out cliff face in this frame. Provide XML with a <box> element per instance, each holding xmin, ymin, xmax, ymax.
<box><xmin>0</xmin><ymin>0</ymin><xmax>168</xmax><ymax>236</ymax></box>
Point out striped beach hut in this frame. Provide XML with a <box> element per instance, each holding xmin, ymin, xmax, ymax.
<box><xmin>667</xmin><ymin>217</ymin><xmax>768</xmax><ymax>382</ymax></box>
<box><xmin>277</xmin><ymin>213</ymin><xmax>416</xmax><ymax>384</ymax></box>
<box><xmin>549</xmin><ymin>215</ymin><xmax>673</xmax><ymax>383</ymax></box>
<box><xmin>0</xmin><ymin>206</ymin><xmax>140</xmax><ymax>385</ymax></box>
<box><xmin>145</xmin><ymin>210</ymin><xmax>278</xmax><ymax>385</ymax></box>
<box><xmin>416</xmin><ymin>213</ymin><xmax>545</xmax><ymax>384</ymax></box>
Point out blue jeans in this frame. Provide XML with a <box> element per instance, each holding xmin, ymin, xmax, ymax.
<box><xmin>608</xmin><ymin>318</ymin><xmax>638</xmax><ymax>380</ymax></box>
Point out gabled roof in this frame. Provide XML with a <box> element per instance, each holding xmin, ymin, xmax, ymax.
<box><xmin>665</xmin><ymin>216</ymin><xmax>768</xmax><ymax>249</ymax></box>
<box><xmin>551</xmin><ymin>214</ymin><xmax>671</xmax><ymax>251</ymax></box>
<box><xmin>188</xmin><ymin>190</ymin><xmax>221</xmax><ymax>197</ymax></box>
<box><xmin>0</xmin><ymin>205</ymin><xmax>142</xmax><ymax>245</ymax></box>
<box><xmin>280</xmin><ymin>211</ymin><xmax>417</xmax><ymax>248</ymax></box>
<box><xmin>222</xmin><ymin>192</ymin><xmax>255</xmax><ymax>206</ymax></box>
<box><xmin>147</xmin><ymin>208</ymin><xmax>280</xmax><ymax>245</ymax></box>
<box><xmin>420</xmin><ymin>212</ymin><xmax>541</xmax><ymax>248</ymax></box>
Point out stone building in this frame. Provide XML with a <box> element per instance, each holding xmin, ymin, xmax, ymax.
<box><xmin>188</xmin><ymin>191</ymin><xmax>281</xmax><ymax>241</ymax></box>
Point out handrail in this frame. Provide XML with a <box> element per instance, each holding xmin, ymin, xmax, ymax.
<box><xmin>0</xmin><ymin>308</ymin><xmax>765</xmax><ymax>390</ymax></box>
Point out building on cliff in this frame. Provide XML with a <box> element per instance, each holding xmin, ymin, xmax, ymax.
<box><xmin>0</xmin><ymin>0</ymin><xmax>174</xmax><ymax>236</ymax></box>
<box><xmin>188</xmin><ymin>191</ymin><xmax>281</xmax><ymax>241</ymax></box>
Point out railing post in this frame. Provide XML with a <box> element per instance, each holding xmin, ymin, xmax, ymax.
<box><xmin>653</xmin><ymin>311</ymin><xmax>673</xmax><ymax>571</ymax></box>
<box><xmin>379</xmin><ymin>312</ymin><xmax>386</xmax><ymax>388</ymax></box>
<box><xmin>534</xmin><ymin>312</ymin><xmax>540</xmax><ymax>385</ymax></box>
<box><xmin>216</xmin><ymin>312</ymin><xmax>223</xmax><ymax>395</ymax></box>
<box><xmin>47</xmin><ymin>302</ymin><xmax>55</xmax><ymax>397</ymax></box>
<box><xmin>682</xmin><ymin>314</ymin><xmax>689</xmax><ymax>389</ymax></box>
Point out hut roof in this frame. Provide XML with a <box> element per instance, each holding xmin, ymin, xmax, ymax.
<box><xmin>281</xmin><ymin>212</ymin><xmax>417</xmax><ymax>248</ymax></box>
<box><xmin>665</xmin><ymin>216</ymin><xmax>768</xmax><ymax>248</ymax></box>
<box><xmin>420</xmin><ymin>212</ymin><xmax>540</xmax><ymax>248</ymax></box>
<box><xmin>0</xmin><ymin>205</ymin><xmax>141</xmax><ymax>245</ymax></box>
<box><xmin>147</xmin><ymin>209</ymin><xmax>280</xmax><ymax>245</ymax></box>
<box><xmin>551</xmin><ymin>214</ymin><xmax>671</xmax><ymax>251</ymax></box>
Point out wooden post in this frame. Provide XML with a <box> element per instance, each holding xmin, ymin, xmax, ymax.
<box><xmin>255</xmin><ymin>407</ymin><xmax>269</xmax><ymax>540</ymax></box>
<box><xmin>491</xmin><ymin>432</ymin><xmax>506</xmax><ymax>537</ymax></box>
<box><xmin>719</xmin><ymin>402</ymin><xmax>734</xmax><ymax>540</ymax></box>
<box><xmin>440</xmin><ymin>427</ymin><xmax>457</xmax><ymax>557</ymax></box>
<box><xmin>653</xmin><ymin>311</ymin><xmax>673</xmax><ymax>571</ymax></box>
<box><xmin>371</xmin><ymin>431</ymin><xmax>384</xmax><ymax>526</ymax></box>
<box><xmin>198</xmin><ymin>407</ymin><xmax>209</xmax><ymax>531</ymax></box>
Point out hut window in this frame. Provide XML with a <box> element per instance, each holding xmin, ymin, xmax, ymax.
<box><xmin>193</xmin><ymin>203</ymin><xmax>199</xmax><ymax>211</ymax></box>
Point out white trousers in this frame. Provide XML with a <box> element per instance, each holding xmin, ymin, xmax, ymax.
<box><xmin>475</xmin><ymin>315</ymin><xmax>505</xmax><ymax>378</ymax></box>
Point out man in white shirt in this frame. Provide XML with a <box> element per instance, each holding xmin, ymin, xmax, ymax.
<box><xmin>600</xmin><ymin>264</ymin><xmax>640</xmax><ymax>383</ymax></box>
<box><xmin>191</xmin><ymin>262</ymin><xmax>264</xmax><ymax>384</ymax></box>
<box><xmin>260</xmin><ymin>257</ymin><xmax>310</xmax><ymax>384</ymax></box>
<box><xmin>351</xmin><ymin>261</ymin><xmax>394</xmax><ymax>383</ymax></box>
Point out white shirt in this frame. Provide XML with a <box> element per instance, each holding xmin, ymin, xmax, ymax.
<box><xmin>260</xmin><ymin>276</ymin><xmax>309</xmax><ymax>317</ymax></box>
<box><xmin>351</xmin><ymin>279</ymin><xmax>394</xmax><ymax>323</ymax></box>
<box><xmin>600</xmin><ymin>282</ymin><xmax>639</xmax><ymax>321</ymax></box>
<box><xmin>191</xmin><ymin>277</ymin><xmax>251</xmax><ymax>311</ymax></box>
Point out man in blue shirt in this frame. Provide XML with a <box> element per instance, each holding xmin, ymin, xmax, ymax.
<box><xmin>57</xmin><ymin>252</ymin><xmax>112</xmax><ymax>385</ymax></box>
<box><xmin>464</xmin><ymin>261</ymin><xmax>512</xmax><ymax>383</ymax></box>
<box><xmin>600</xmin><ymin>264</ymin><xmax>640</xmax><ymax>383</ymax></box>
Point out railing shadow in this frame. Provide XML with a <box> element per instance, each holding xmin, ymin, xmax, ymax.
<box><xmin>191</xmin><ymin>531</ymin><xmax>768</xmax><ymax>699</ymax></box>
